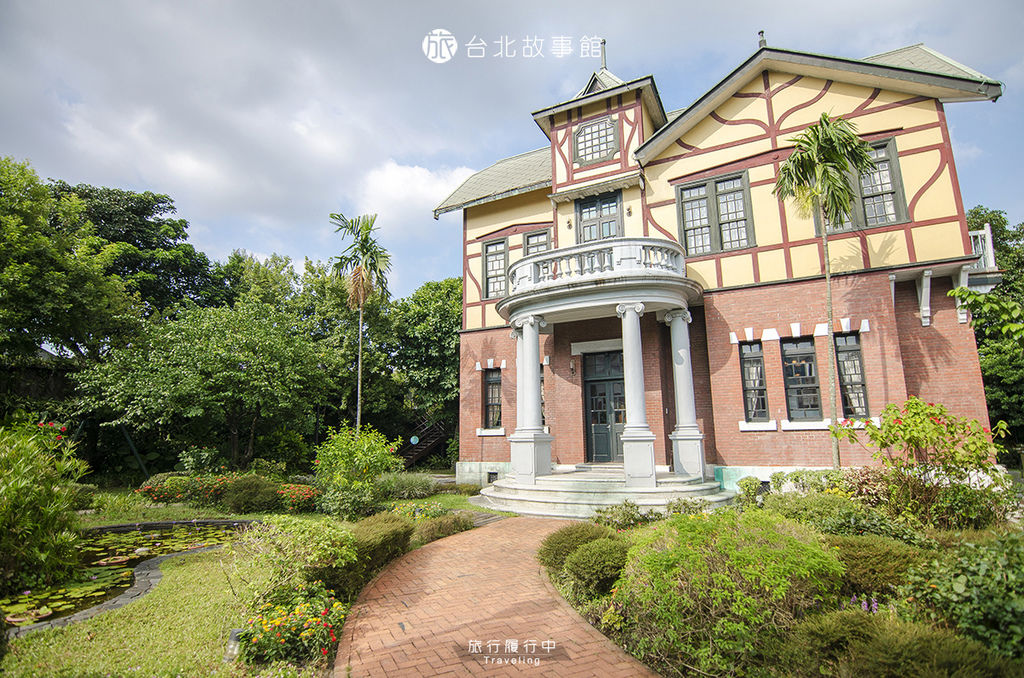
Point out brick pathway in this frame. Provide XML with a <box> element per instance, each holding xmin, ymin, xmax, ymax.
<box><xmin>333</xmin><ymin>516</ymin><xmax>658</xmax><ymax>677</ymax></box>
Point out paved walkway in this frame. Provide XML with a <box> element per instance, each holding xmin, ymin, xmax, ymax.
<box><xmin>333</xmin><ymin>516</ymin><xmax>658</xmax><ymax>677</ymax></box>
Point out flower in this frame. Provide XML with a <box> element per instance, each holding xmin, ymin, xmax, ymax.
<box><xmin>322</xmin><ymin>648</ymin><xmax>328</xmax><ymax>655</ymax></box>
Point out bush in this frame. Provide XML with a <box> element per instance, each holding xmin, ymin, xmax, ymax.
<box><xmin>177</xmin><ymin>445</ymin><xmax>228</xmax><ymax>475</ymax></box>
<box><xmin>605</xmin><ymin>510</ymin><xmax>842</xmax><ymax>677</ymax></box>
<box><xmin>537</xmin><ymin>522</ymin><xmax>614</xmax><ymax>572</ymax></box>
<box><xmin>249</xmin><ymin>457</ymin><xmax>289</xmax><ymax>481</ymax></box>
<box><xmin>222</xmin><ymin>475</ymin><xmax>282</xmax><ymax>513</ymax></box>
<box><xmin>376</xmin><ymin>472</ymin><xmax>439</xmax><ymax>499</ymax></box>
<box><xmin>277</xmin><ymin>483</ymin><xmax>321</xmax><ymax>513</ymax></box>
<box><xmin>440</xmin><ymin>483</ymin><xmax>480</xmax><ymax>495</ymax></box>
<box><xmin>314</xmin><ymin>425</ymin><xmax>403</xmax><ymax>487</ymax></box>
<box><xmin>736</xmin><ymin>475</ymin><xmax>763</xmax><ymax>507</ymax></box>
<box><xmin>592</xmin><ymin>500</ymin><xmax>662</xmax><ymax>530</ymax></box>
<box><xmin>562</xmin><ymin>537</ymin><xmax>629</xmax><ymax>600</ymax></box>
<box><xmin>664</xmin><ymin>497</ymin><xmax>708</xmax><ymax>516</ymax></box>
<box><xmin>0</xmin><ymin>424</ymin><xmax>88</xmax><ymax>595</ymax></box>
<box><xmin>901</xmin><ymin>532</ymin><xmax>1024</xmax><ymax>659</ymax></box>
<box><xmin>928</xmin><ymin>482</ymin><xmax>1009</xmax><ymax>530</ymax></box>
<box><xmin>139</xmin><ymin>471</ymin><xmax>185</xmax><ymax>489</ymax></box>
<box><xmin>389</xmin><ymin>500</ymin><xmax>450</xmax><ymax>519</ymax></box>
<box><xmin>67</xmin><ymin>482</ymin><xmax>97</xmax><ymax>510</ymax></box>
<box><xmin>413</xmin><ymin>513</ymin><xmax>474</xmax><ymax>546</ymax></box>
<box><xmin>239</xmin><ymin>580</ymin><xmax>347</xmax><ymax>663</ymax></box>
<box><xmin>774</xmin><ymin>608</ymin><xmax>1023</xmax><ymax>677</ymax></box>
<box><xmin>332</xmin><ymin>513</ymin><xmax>415</xmax><ymax>601</ymax></box>
<box><xmin>318</xmin><ymin>483</ymin><xmax>382</xmax><ymax>519</ymax></box>
<box><xmin>825</xmin><ymin>534</ymin><xmax>928</xmax><ymax>599</ymax></box>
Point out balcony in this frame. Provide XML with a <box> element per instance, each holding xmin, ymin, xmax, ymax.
<box><xmin>966</xmin><ymin>223</ymin><xmax>1001</xmax><ymax>293</ymax></box>
<box><xmin>498</xmin><ymin>237</ymin><xmax>702</xmax><ymax>324</ymax></box>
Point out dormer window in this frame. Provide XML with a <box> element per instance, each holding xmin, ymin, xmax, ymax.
<box><xmin>574</xmin><ymin>117</ymin><xmax>618</xmax><ymax>165</ymax></box>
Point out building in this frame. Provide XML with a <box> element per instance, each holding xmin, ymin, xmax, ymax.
<box><xmin>434</xmin><ymin>40</ymin><xmax>1002</xmax><ymax>514</ymax></box>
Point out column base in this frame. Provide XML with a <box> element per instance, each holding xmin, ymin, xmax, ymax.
<box><xmin>508</xmin><ymin>429</ymin><xmax>553</xmax><ymax>485</ymax></box>
<box><xmin>621</xmin><ymin>427</ymin><xmax>657</xmax><ymax>488</ymax></box>
<box><xmin>670</xmin><ymin>426</ymin><xmax>705</xmax><ymax>480</ymax></box>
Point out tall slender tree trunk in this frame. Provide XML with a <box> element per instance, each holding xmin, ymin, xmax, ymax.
<box><xmin>818</xmin><ymin>200</ymin><xmax>841</xmax><ymax>469</ymax></box>
<box><xmin>356</xmin><ymin>303</ymin><xmax>363</xmax><ymax>432</ymax></box>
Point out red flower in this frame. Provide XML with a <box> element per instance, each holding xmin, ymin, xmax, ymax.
<box><xmin>56</xmin><ymin>435</ymin><xmax>62</xmax><ymax>440</ymax></box>
<box><xmin>37</xmin><ymin>422</ymin><xmax>44</xmax><ymax>427</ymax></box>
<box><xmin>983</xmin><ymin>427</ymin><xmax>991</xmax><ymax>434</ymax></box>
<box><xmin>60</xmin><ymin>426</ymin><xmax>66</xmax><ymax>432</ymax></box>
<box><xmin>48</xmin><ymin>422</ymin><xmax>54</xmax><ymax>427</ymax></box>
<box><xmin>894</xmin><ymin>418</ymin><xmax>903</xmax><ymax>425</ymax></box>
<box><xmin>322</xmin><ymin>648</ymin><xmax>328</xmax><ymax>655</ymax></box>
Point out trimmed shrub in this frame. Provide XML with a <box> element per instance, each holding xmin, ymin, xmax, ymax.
<box><xmin>277</xmin><ymin>483</ymin><xmax>321</xmax><ymax>513</ymax></box>
<box><xmin>318</xmin><ymin>483</ymin><xmax>383</xmax><ymax>519</ymax></box>
<box><xmin>68</xmin><ymin>482</ymin><xmax>98</xmax><ymax>510</ymax></box>
<box><xmin>664</xmin><ymin>497</ymin><xmax>709</xmax><ymax>516</ymax></box>
<box><xmin>0</xmin><ymin>424</ymin><xmax>88</xmax><ymax>595</ymax></box>
<box><xmin>139</xmin><ymin>471</ymin><xmax>184</xmax><ymax>489</ymax></box>
<box><xmin>774</xmin><ymin>608</ymin><xmax>1023</xmax><ymax>677</ymax></box>
<box><xmin>376</xmin><ymin>472</ymin><xmax>439</xmax><ymax>500</ymax></box>
<box><xmin>332</xmin><ymin>513</ymin><xmax>415</xmax><ymax>601</ymax></box>
<box><xmin>537</xmin><ymin>522</ymin><xmax>614</xmax><ymax>572</ymax></box>
<box><xmin>605</xmin><ymin>510</ymin><xmax>842</xmax><ymax>677</ymax></box>
<box><xmin>593</xmin><ymin>500</ymin><xmax>662</xmax><ymax>530</ymax></box>
<box><xmin>736</xmin><ymin>475</ymin><xmax>763</xmax><ymax>507</ymax></box>
<box><xmin>901</xmin><ymin>532</ymin><xmax>1024</xmax><ymax>659</ymax></box>
<box><xmin>222</xmin><ymin>475</ymin><xmax>282</xmax><ymax>513</ymax></box>
<box><xmin>562</xmin><ymin>537</ymin><xmax>629</xmax><ymax>599</ymax></box>
<box><xmin>825</xmin><ymin>534</ymin><xmax>928</xmax><ymax>599</ymax></box>
<box><xmin>413</xmin><ymin>513</ymin><xmax>474</xmax><ymax>546</ymax></box>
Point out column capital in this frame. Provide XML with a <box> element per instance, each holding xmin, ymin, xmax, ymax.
<box><xmin>664</xmin><ymin>308</ymin><xmax>692</xmax><ymax>325</ymax></box>
<box><xmin>615</xmin><ymin>302</ymin><xmax>645</xmax><ymax>318</ymax></box>
<box><xmin>512</xmin><ymin>314</ymin><xmax>546</xmax><ymax>330</ymax></box>
<box><xmin>509</xmin><ymin>328</ymin><xmax>521</xmax><ymax>340</ymax></box>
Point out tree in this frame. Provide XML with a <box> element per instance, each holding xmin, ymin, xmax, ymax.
<box><xmin>329</xmin><ymin>213</ymin><xmax>391</xmax><ymax>431</ymax></box>
<box><xmin>77</xmin><ymin>300</ymin><xmax>328</xmax><ymax>469</ymax></box>
<box><xmin>774</xmin><ymin>113</ymin><xmax>874</xmax><ymax>468</ymax></box>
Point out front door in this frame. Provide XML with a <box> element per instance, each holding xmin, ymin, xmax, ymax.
<box><xmin>583</xmin><ymin>351</ymin><xmax>625</xmax><ymax>463</ymax></box>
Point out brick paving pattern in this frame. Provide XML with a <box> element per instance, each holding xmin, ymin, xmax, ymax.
<box><xmin>334</xmin><ymin>516</ymin><xmax>659</xmax><ymax>677</ymax></box>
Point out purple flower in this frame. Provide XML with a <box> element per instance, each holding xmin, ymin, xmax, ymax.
<box><xmin>861</xmin><ymin>599</ymin><xmax>869</xmax><ymax>612</ymax></box>
<box><xmin>22</xmin><ymin>590</ymin><xmax>30</xmax><ymax>595</ymax></box>
<box><xmin>871</xmin><ymin>598</ymin><xmax>879</xmax><ymax>614</ymax></box>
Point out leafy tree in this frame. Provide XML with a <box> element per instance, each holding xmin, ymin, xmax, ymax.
<box><xmin>330</xmin><ymin>213</ymin><xmax>392</xmax><ymax>431</ymax></box>
<box><xmin>78</xmin><ymin>300</ymin><xmax>328</xmax><ymax>468</ymax></box>
<box><xmin>774</xmin><ymin>114</ymin><xmax>874</xmax><ymax>468</ymax></box>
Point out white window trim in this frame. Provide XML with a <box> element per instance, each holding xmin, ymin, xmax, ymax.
<box><xmin>570</xmin><ymin>338</ymin><xmax>623</xmax><ymax>355</ymax></box>
<box><xmin>738</xmin><ymin>420</ymin><xmax>777</xmax><ymax>432</ymax></box>
<box><xmin>780</xmin><ymin>418</ymin><xmax>832</xmax><ymax>431</ymax></box>
<box><xmin>476</xmin><ymin>428</ymin><xmax>506</xmax><ymax>437</ymax></box>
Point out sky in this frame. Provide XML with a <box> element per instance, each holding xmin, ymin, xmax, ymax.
<box><xmin>2</xmin><ymin>1</ymin><xmax>1022</xmax><ymax>298</ymax></box>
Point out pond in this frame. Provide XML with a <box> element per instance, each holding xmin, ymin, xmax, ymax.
<box><xmin>1</xmin><ymin>522</ymin><xmax>244</xmax><ymax>627</ymax></box>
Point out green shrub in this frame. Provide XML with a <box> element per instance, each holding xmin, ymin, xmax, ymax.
<box><xmin>139</xmin><ymin>471</ymin><xmax>184</xmax><ymax>489</ymax></box>
<box><xmin>774</xmin><ymin>608</ymin><xmax>1023</xmax><ymax>677</ymax></box>
<box><xmin>736</xmin><ymin>475</ymin><xmax>763</xmax><ymax>506</ymax></box>
<box><xmin>562</xmin><ymin>537</ymin><xmax>629</xmax><ymax>600</ymax></box>
<box><xmin>605</xmin><ymin>510</ymin><xmax>842</xmax><ymax>677</ymax></box>
<box><xmin>664</xmin><ymin>497</ymin><xmax>708</xmax><ymax>515</ymax></box>
<box><xmin>592</xmin><ymin>500</ymin><xmax>661</xmax><ymax>530</ymax></box>
<box><xmin>67</xmin><ymin>482</ymin><xmax>97</xmax><ymax>510</ymax></box>
<box><xmin>389</xmin><ymin>500</ymin><xmax>450</xmax><ymax>519</ymax></box>
<box><xmin>332</xmin><ymin>513</ymin><xmax>415</xmax><ymax>601</ymax></box>
<box><xmin>177</xmin><ymin>445</ymin><xmax>228</xmax><ymax>475</ymax></box>
<box><xmin>825</xmin><ymin>534</ymin><xmax>928</xmax><ymax>599</ymax></box>
<box><xmin>318</xmin><ymin>483</ymin><xmax>383</xmax><ymax>519</ymax></box>
<box><xmin>277</xmin><ymin>483</ymin><xmax>321</xmax><ymax>513</ymax></box>
<box><xmin>222</xmin><ymin>475</ymin><xmax>282</xmax><ymax>513</ymax></box>
<box><xmin>413</xmin><ymin>513</ymin><xmax>474</xmax><ymax>546</ymax></box>
<box><xmin>537</xmin><ymin>522</ymin><xmax>614</xmax><ymax>572</ymax></box>
<box><xmin>440</xmin><ymin>483</ymin><xmax>480</xmax><ymax>495</ymax></box>
<box><xmin>0</xmin><ymin>424</ymin><xmax>88</xmax><ymax>595</ymax></box>
<box><xmin>901</xmin><ymin>532</ymin><xmax>1024</xmax><ymax>659</ymax></box>
<box><xmin>376</xmin><ymin>472</ymin><xmax>439</xmax><ymax>499</ymax></box>
<box><xmin>239</xmin><ymin>579</ymin><xmax>347</xmax><ymax>663</ymax></box>
<box><xmin>249</xmin><ymin>457</ymin><xmax>289</xmax><ymax>481</ymax></box>
<box><xmin>314</xmin><ymin>425</ymin><xmax>403</xmax><ymax>487</ymax></box>
<box><xmin>928</xmin><ymin>482</ymin><xmax>1007</xmax><ymax>530</ymax></box>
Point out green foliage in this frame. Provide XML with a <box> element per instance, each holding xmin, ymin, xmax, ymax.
<box><xmin>331</xmin><ymin>513</ymin><xmax>414</xmax><ymax>601</ymax></box>
<box><xmin>562</xmin><ymin>537</ymin><xmax>629</xmax><ymax>599</ymax></box>
<box><xmin>774</xmin><ymin>608</ymin><xmax>1023</xmax><ymax>677</ymax></box>
<box><xmin>250</xmin><ymin>457</ymin><xmax>289</xmax><ymax>482</ymax></box>
<box><xmin>317</xmin><ymin>483</ymin><xmax>382</xmax><ymax>520</ymax></box>
<box><xmin>376</xmin><ymin>472</ymin><xmax>439</xmax><ymax>499</ymax></box>
<box><xmin>67</xmin><ymin>482</ymin><xmax>98</xmax><ymax>510</ymax></box>
<box><xmin>664</xmin><ymin>497</ymin><xmax>709</xmax><ymax>516</ymax></box>
<box><xmin>592</xmin><ymin>500</ymin><xmax>662</xmax><ymax>530</ymax></box>
<box><xmin>222</xmin><ymin>475</ymin><xmax>282</xmax><ymax>513</ymax></box>
<box><xmin>440</xmin><ymin>483</ymin><xmax>481</xmax><ymax>496</ymax></box>
<box><xmin>389</xmin><ymin>500</ymin><xmax>450</xmax><ymax>520</ymax></box>
<box><xmin>825</xmin><ymin>534</ymin><xmax>929</xmax><ymax>599</ymax></box>
<box><xmin>314</xmin><ymin>425</ymin><xmax>402</xmax><ymax>487</ymax></box>
<box><xmin>141</xmin><ymin>471</ymin><xmax>185</xmax><ymax>489</ymax></box>
<box><xmin>277</xmin><ymin>484</ymin><xmax>321</xmax><ymax>513</ymax></box>
<box><xmin>412</xmin><ymin>513</ymin><xmax>474</xmax><ymax>546</ymax></box>
<box><xmin>0</xmin><ymin>424</ymin><xmax>89</xmax><ymax>595</ymax></box>
<box><xmin>901</xmin><ymin>532</ymin><xmax>1024</xmax><ymax>659</ymax></box>
<box><xmin>736</xmin><ymin>475</ymin><xmax>762</xmax><ymax>507</ymax></box>
<box><xmin>239</xmin><ymin>580</ymin><xmax>347</xmax><ymax>664</ymax></box>
<box><xmin>537</xmin><ymin>522</ymin><xmax>615</xmax><ymax>573</ymax></box>
<box><xmin>607</xmin><ymin>510</ymin><xmax>843</xmax><ymax>677</ymax></box>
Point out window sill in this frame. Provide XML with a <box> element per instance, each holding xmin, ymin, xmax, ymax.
<box><xmin>476</xmin><ymin>428</ymin><xmax>505</xmax><ymax>437</ymax></box>
<box><xmin>738</xmin><ymin>420</ymin><xmax>777</xmax><ymax>432</ymax></box>
<box><xmin>780</xmin><ymin>418</ymin><xmax>833</xmax><ymax>431</ymax></box>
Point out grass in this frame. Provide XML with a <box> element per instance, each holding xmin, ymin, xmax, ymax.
<box><xmin>400</xmin><ymin>492</ymin><xmax>514</xmax><ymax>515</ymax></box>
<box><xmin>79</xmin><ymin>489</ymin><xmax>277</xmax><ymax>528</ymax></box>
<box><xmin>0</xmin><ymin>550</ymin><xmax>323</xmax><ymax>678</ymax></box>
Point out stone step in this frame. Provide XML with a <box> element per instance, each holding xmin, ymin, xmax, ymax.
<box><xmin>512</xmin><ymin>473</ymin><xmax>707</xmax><ymax>492</ymax></box>
<box><xmin>471</xmin><ymin>487</ymin><xmax>736</xmax><ymax>519</ymax></box>
<box><xmin>494</xmin><ymin>478</ymin><xmax>724</xmax><ymax>500</ymax></box>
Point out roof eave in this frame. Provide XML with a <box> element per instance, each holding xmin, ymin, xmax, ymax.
<box><xmin>433</xmin><ymin>181</ymin><xmax>553</xmax><ymax>219</ymax></box>
<box><xmin>531</xmin><ymin>76</ymin><xmax>667</xmax><ymax>137</ymax></box>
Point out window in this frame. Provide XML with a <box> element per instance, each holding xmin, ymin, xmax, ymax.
<box><xmin>678</xmin><ymin>174</ymin><xmax>754</xmax><ymax>255</ymax></box>
<box><xmin>573</xmin><ymin>117</ymin><xmax>618</xmax><ymax>165</ymax></box>
<box><xmin>820</xmin><ymin>138</ymin><xmax>908</xmax><ymax>234</ymax></box>
<box><xmin>740</xmin><ymin>342</ymin><xmax>768</xmax><ymax>422</ymax></box>
<box><xmin>483</xmin><ymin>369</ymin><xmax>501</xmax><ymax>428</ymax></box>
<box><xmin>835</xmin><ymin>333</ymin><xmax>868</xmax><ymax>417</ymax></box>
<box><xmin>524</xmin><ymin>230</ymin><xmax>550</xmax><ymax>255</ymax></box>
<box><xmin>781</xmin><ymin>338</ymin><xmax>822</xmax><ymax>420</ymax></box>
<box><xmin>483</xmin><ymin>240</ymin><xmax>507</xmax><ymax>299</ymax></box>
<box><xmin>577</xmin><ymin>192</ymin><xmax>622</xmax><ymax>244</ymax></box>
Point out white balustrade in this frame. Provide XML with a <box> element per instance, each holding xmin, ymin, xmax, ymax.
<box><xmin>968</xmin><ymin>224</ymin><xmax>996</xmax><ymax>271</ymax></box>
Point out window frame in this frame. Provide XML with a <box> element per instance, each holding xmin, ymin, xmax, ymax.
<box><xmin>676</xmin><ymin>172</ymin><xmax>756</xmax><ymax>256</ymax></box>
<box><xmin>572</xmin><ymin>116</ymin><xmax>619</xmax><ymax>166</ymax></box>
<box><xmin>816</xmin><ymin>137</ymin><xmax>910</xmax><ymax>235</ymax></box>
<box><xmin>739</xmin><ymin>342</ymin><xmax>769</xmax><ymax>422</ymax></box>
<box><xmin>482</xmin><ymin>368</ymin><xmax>502</xmax><ymax>429</ymax></box>
<box><xmin>575</xmin><ymin>191</ymin><xmax>623</xmax><ymax>245</ymax></box>
<box><xmin>482</xmin><ymin>238</ymin><xmax>508</xmax><ymax>300</ymax></box>
<box><xmin>524</xmin><ymin>229</ymin><xmax>551</xmax><ymax>256</ymax></box>
<box><xmin>835</xmin><ymin>332</ymin><xmax>869</xmax><ymax>418</ymax></box>
<box><xmin>781</xmin><ymin>338</ymin><xmax>823</xmax><ymax>421</ymax></box>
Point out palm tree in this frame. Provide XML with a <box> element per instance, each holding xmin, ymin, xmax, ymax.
<box><xmin>330</xmin><ymin>213</ymin><xmax>391</xmax><ymax>431</ymax></box>
<box><xmin>774</xmin><ymin>112</ymin><xmax>874</xmax><ymax>468</ymax></box>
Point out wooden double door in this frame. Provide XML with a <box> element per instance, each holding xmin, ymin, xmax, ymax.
<box><xmin>583</xmin><ymin>351</ymin><xmax>625</xmax><ymax>463</ymax></box>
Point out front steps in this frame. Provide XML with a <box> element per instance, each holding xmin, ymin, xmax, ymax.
<box><xmin>470</xmin><ymin>464</ymin><xmax>735</xmax><ymax>518</ymax></box>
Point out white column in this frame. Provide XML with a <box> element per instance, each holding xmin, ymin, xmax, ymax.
<box><xmin>665</xmin><ymin>308</ymin><xmax>706</xmax><ymax>479</ymax></box>
<box><xmin>616</xmin><ymin>302</ymin><xmax>657</xmax><ymax>487</ymax></box>
<box><xmin>508</xmin><ymin>314</ymin><xmax>552</xmax><ymax>484</ymax></box>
